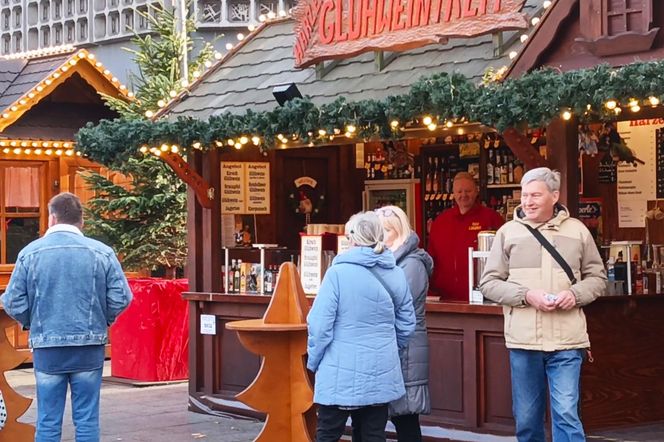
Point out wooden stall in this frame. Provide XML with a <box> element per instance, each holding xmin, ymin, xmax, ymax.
<box><xmin>0</xmin><ymin>47</ymin><xmax>130</xmax><ymax>355</ymax></box>
<box><xmin>149</xmin><ymin>0</ymin><xmax>664</xmax><ymax>439</ymax></box>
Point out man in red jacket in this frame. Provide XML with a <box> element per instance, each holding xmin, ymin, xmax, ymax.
<box><xmin>428</xmin><ymin>172</ymin><xmax>504</xmax><ymax>302</ymax></box>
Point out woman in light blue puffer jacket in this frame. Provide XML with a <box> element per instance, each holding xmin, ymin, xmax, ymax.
<box><xmin>307</xmin><ymin>211</ymin><xmax>416</xmax><ymax>442</ymax></box>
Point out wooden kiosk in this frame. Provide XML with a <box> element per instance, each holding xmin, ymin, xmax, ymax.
<box><xmin>74</xmin><ymin>0</ymin><xmax>664</xmax><ymax>439</ymax></box>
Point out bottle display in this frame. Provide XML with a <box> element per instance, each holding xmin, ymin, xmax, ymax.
<box><xmin>364</xmin><ymin>141</ymin><xmax>416</xmax><ymax>180</ymax></box>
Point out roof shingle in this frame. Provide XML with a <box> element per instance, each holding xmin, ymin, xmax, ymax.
<box><xmin>167</xmin><ymin>1</ymin><xmax>539</xmax><ymax>121</ymax></box>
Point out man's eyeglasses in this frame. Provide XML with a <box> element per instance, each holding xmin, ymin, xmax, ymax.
<box><xmin>374</xmin><ymin>207</ymin><xmax>394</xmax><ymax>217</ymax></box>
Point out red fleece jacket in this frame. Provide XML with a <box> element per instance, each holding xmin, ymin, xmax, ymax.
<box><xmin>428</xmin><ymin>203</ymin><xmax>504</xmax><ymax>302</ymax></box>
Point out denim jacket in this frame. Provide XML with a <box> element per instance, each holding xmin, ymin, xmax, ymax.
<box><xmin>0</xmin><ymin>224</ymin><xmax>133</xmax><ymax>348</ymax></box>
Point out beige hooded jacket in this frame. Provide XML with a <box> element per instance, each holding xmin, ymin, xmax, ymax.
<box><xmin>479</xmin><ymin>204</ymin><xmax>607</xmax><ymax>351</ymax></box>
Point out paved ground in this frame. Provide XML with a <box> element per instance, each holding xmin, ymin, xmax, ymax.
<box><xmin>5</xmin><ymin>363</ymin><xmax>664</xmax><ymax>441</ymax></box>
<box><xmin>6</xmin><ymin>363</ymin><xmax>263</xmax><ymax>442</ymax></box>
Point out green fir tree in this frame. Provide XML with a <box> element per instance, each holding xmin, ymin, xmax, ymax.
<box><xmin>81</xmin><ymin>1</ymin><xmax>216</xmax><ymax>276</ymax></box>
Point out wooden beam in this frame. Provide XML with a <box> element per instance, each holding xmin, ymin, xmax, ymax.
<box><xmin>547</xmin><ymin>117</ymin><xmax>579</xmax><ymax>217</ymax></box>
<box><xmin>502</xmin><ymin>127</ymin><xmax>548</xmax><ymax>169</ymax></box>
<box><xmin>505</xmin><ymin>0</ymin><xmax>578</xmax><ymax>78</ymax></box>
<box><xmin>160</xmin><ymin>151</ymin><xmax>213</xmax><ymax>209</ymax></box>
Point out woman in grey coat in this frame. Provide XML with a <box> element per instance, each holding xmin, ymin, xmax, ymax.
<box><xmin>354</xmin><ymin>205</ymin><xmax>433</xmax><ymax>442</ymax></box>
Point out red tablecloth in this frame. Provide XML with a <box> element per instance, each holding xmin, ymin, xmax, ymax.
<box><xmin>110</xmin><ymin>278</ymin><xmax>189</xmax><ymax>382</ymax></box>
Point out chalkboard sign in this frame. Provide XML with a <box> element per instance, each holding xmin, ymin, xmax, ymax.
<box><xmin>598</xmin><ymin>152</ymin><xmax>617</xmax><ymax>184</ymax></box>
<box><xmin>657</xmin><ymin>129</ymin><xmax>664</xmax><ymax>198</ymax></box>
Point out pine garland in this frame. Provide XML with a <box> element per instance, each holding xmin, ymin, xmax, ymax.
<box><xmin>76</xmin><ymin>60</ymin><xmax>664</xmax><ymax>166</ymax></box>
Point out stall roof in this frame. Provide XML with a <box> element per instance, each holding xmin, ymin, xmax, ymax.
<box><xmin>0</xmin><ymin>48</ymin><xmax>130</xmax><ymax>139</ymax></box>
<box><xmin>165</xmin><ymin>1</ymin><xmax>540</xmax><ymax>121</ymax></box>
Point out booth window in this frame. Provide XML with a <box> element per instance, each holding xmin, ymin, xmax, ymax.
<box><xmin>578</xmin><ymin>0</ymin><xmax>657</xmax><ymax>56</ymax></box>
<box><xmin>603</xmin><ymin>0</ymin><xmax>652</xmax><ymax>36</ymax></box>
<box><xmin>1</xmin><ymin>164</ymin><xmax>44</xmax><ymax>264</ymax></box>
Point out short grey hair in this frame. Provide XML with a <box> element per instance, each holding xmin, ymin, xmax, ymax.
<box><xmin>345</xmin><ymin>211</ymin><xmax>385</xmax><ymax>254</ymax></box>
<box><xmin>520</xmin><ymin>167</ymin><xmax>561</xmax><ymax>192</ymax></box>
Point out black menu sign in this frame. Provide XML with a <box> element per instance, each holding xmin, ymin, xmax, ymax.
<box><xmin>658</xmin><ymin>129</ymin><xmax>664</xmax><ymax>198</ymax></box>
<box><xmin>598</xmin><ymin>153</ymin><xmax>617</xmax><ymax>184</ymax></box>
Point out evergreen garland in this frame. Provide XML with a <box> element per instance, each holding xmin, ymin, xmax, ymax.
<box><xmin>76</xmin><ymin>60</ymin><xmax>664</xmax><ymax>165</ymax></box>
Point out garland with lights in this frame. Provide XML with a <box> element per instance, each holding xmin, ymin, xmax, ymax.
<box><xmin>76</xmin><ymin>60</ymin><xmax>664</xmax><ymax>167</ymax></box>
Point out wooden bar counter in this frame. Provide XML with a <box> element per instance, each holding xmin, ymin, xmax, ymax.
<box><xmin>183</xmin><ymin>292</ymin><xmax>664</xmax><ymax>436</ymax></box>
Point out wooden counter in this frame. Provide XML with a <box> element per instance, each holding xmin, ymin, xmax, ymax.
<box><xmin>183</xmin><ymin>292</ymin><xmax>664</xmax><ymax>436</ymax></box>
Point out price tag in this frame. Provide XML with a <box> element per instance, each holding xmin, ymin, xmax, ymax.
<box><xmin>200</xmin><ymin>314</ymin><xmax>217</xmax><ymax>335</ymax></box>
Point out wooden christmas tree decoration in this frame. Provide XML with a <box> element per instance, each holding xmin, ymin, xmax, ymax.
<box><xmin>0</xmin><ymin>311</ymin><xmax>35</xmax><ymax>441</ymax></box>
<box><xmin>226</xmin><ymin>262</ymin><xmax>315</xmax><ymax>441</ymax></box>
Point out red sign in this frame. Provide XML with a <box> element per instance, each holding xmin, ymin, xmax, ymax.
<box><xmin>293</xmin><ymin>0</ymin><xmax>527</xmax><ymax>68</ymax></box>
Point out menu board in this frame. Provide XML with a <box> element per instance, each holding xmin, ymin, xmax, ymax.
<box><xmin>246</xmin><ymin>163</ymin><xmax>270</xmax><ymax>214</ymax></box>
<box><xmin>300</xmin><ymin>235</ymin><xmax>323</xmax><ymax>295</ymax></box>
<box><xmin>657</xmin><ymin>129</ymin><xmax>664</xmax><ymax>198</ymax></box>
<box><xmin>220</xmin><ymin>162</ymin><xmax>270</xmax><ymax>214</ymax></box>
<box><xmin>617</xmin><ymin>121</ymin><xmax>660</xmax><ymax>227</ymax></box>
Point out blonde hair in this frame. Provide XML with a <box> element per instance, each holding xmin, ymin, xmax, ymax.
<box><xmin>375</xmin><ymin>205</ymin><xmax>411</xmax><ymax>251</ymax></box>
<box><xmin>345</xmin><ymin>211</ymin><xmax>385</xmax><ymax>254</ymax></box>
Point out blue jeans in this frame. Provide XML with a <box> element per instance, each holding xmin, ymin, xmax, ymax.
<box><xmin>510</xmin><ymin>349</ymin><xmax>585</xmax><ymax>442</ymax></box>
<box><xmin>35</xmin><ymin>368</ymin><xmax>103</xmax><ymax>442</ymax></box>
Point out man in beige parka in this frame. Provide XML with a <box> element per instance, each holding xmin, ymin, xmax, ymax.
<box><xmin>479</xmin><ymin>167</ymin><xmax>606</xmax><ymax>442</ymax></box>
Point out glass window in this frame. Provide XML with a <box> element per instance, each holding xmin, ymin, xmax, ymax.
<box><xmin>6</xmin><ymin>217</ymin><xmax>39</xmax><ymax>263</ymax></box>
<box><xmin>0</xmin><ymin>164</ymin><xmax>43</xmax><ymax>264</ymax></box>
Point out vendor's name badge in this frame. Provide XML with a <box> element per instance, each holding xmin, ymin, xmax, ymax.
<box><xmin>200</xmin><ymin>314</ymin><xmax>217</xmax><ymax>335</ymax></box>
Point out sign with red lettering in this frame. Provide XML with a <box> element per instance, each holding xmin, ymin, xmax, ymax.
<box><xmin>293</xmin><ymin>0</ymin><xmax>527</xmax><ymax>68</ymax></box>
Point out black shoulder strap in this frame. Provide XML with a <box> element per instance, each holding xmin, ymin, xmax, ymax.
<box><xmin>523</xmin><ymin>224</ymin><xmax>577</xmax><ymax>285</ymax></box>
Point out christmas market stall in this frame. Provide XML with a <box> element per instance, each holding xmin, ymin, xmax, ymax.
<box><xmin>0</xmin><ymin>46</ymin><xmax>131</xmax><ymax>355</ymax></box>
<box><xmin>75</xmin><ymin>0</ymin><xmax>664</xmax><ymax>438</ymax></box>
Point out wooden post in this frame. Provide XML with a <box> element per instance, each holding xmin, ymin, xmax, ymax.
<box><xmin>226</xmin><ymin>262</ymin><xmax>315</xmax><ymax>441</ymax></box>
<box><xmin>547</xmin><ymin>117</ymin><xmax>579</xmax><ymax>217</ymax></box>
<box><xmin>502</xmin><ymin>127</ymin><xmax>548</xmax><ymax>169</ymax></box>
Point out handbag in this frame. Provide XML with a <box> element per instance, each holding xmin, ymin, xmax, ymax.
<box><xmin>523</xmin><ymin>224</ymin><xmax>577</xmax><ymax>284</ymax></box>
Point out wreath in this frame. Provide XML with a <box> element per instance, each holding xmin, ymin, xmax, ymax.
<box><xmin>288</xmin><ymin>177</ymin><xmax>326</xmax><ymax>223</ymax></box>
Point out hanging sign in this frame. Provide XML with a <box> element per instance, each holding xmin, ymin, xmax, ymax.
<box><xmin>293</xmin><ymin>0</ymin><xmax>528</xmax><ymax>68</ymax></box>
<box><xmin>221</xmin><ymin>162</ymin><xmax>271</xmax><ymax>214</ymax></box>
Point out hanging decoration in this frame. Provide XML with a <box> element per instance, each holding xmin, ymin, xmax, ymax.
<box><xmin>76</xmin><ymin>59</ymin><xmax>664</xmax><ymax>167</ymax></box>
<box><xmin>288</xmin><ymin>177</ymin><xmax>326</xmax><ymax>226</ymax></box>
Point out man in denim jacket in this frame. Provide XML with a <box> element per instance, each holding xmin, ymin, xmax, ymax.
<box><xmin>1</xmin><ymin>192</ymin><xmax>132</xmax><ymax>442</ymax></box>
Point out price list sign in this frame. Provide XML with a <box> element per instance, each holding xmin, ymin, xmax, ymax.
<box><xmin>300</xmin><ymin>235</ymin><xmax>323</xmax><ymax>295</ymax></box>
<box><xmin>220</xmin><ymin>162</ymin><xmax>270</xmax><ymax>214</ymax></box>
<box><xmin>658</xmin><ymin>129</ymin><xmax>664</xmax><ymax>198</ymax></box>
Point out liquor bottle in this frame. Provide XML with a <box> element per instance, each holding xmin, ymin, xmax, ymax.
<box><xmin>508</xmin><ymin>159</ymin><xmax>514</xmax><ymax>184</ymax></box>
<box><xmin>264</xmin><ymin>266</ymin><xmax>273</xmax><ymax>294</ymax></box>
<box><xmin>432</xmin><ymin>157</ymin><xmax>440</xmax><ymax>194</ymax></box>
<box><xmin>233</xmin><ymin>259</ymin><xmax>242</xmax><ymax>293</ymax></box>
<box><xmin>500</xmin><ymin>150</ymin><xmax>509</xmax><ymax>184</ymax></box>
<box><xmin>240</xmin><ymin>264</ymin><xmax>247</xmax><ymax>293</ymax></box>
<box><xmin>635</xmin><ymin>261</ymin><xmax>643</xmax><ymax>295</ymax></box>
<box><xmin>487</xmin><ymin>149</ymin><xmax>495</xmax><ymax>185</ymax></box>
<box><xmin>426</xmin><ymin>157</ymin><xmax>433</xmax><ymax>194</ymax></box>
<box><xmin>228</xmin><ymin>259</ymin><xmax>236</xmax><ymax>293</ymax></box>
<box><xmin>365</xmin><ymin>154</ymin><xmax>372</xmax><ymax>179</ymax></box>
<box><xmin>272</xmin><ymin>265</ymin><xmax>280</xmax><ymax>287</ymax></box>
<box><xmin>494</xmin><ymin>148</ymin><xmax>501</xmax><ymax>184</ymax></box>
<box><xmin>641</xmin><ymin>261</ymin><xmax>649</xmax><ymax>295</ymax></box>
<box><xmin>439</xmin><ymin>156</ymin><xmax>446</xmax><ymax>193</ymax></box>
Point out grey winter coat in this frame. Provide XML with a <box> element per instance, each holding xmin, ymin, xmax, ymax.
<box><xmin>388</xmin><ymin>232</ymin><xmax>433</xmax><ymax>417</ymax></box>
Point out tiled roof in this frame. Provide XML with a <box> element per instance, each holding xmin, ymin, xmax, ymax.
<box><xmin>0</xmin><ymin>53</ymin><xmax>73</xmax><ymax>110</ymax></box>
<box><xmin>167</xmin><ymin>0</ymin><xmax>539</xmax><ymax>121</ymax></box>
